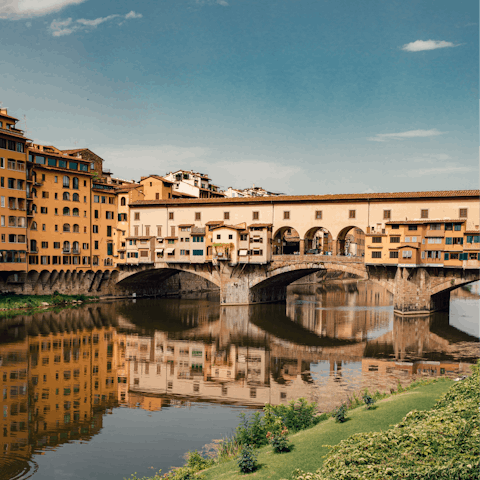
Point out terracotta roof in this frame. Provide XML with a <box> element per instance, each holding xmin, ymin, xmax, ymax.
<box><xmin>465</xmin><ymin>230</ymin><xmax>480</xmax><ymax>234</ymax></box>
<box><xmin>125</xmin><ymin>236</ymin><xmax>154</xmax><ymax>240</ymax></box>
<box><xmin>249</xmin><ymin>223</ymin><xmax>273</xmax><ymax>228</ymax></box>
<box><xmin>129</xmin><ymin>190</ymin><xmax>480</xmax><ymax>207</ymax></box>
<box><xmin>164</xmin><ymin>236</ymin><xmax>178</xmax><ymax>240</ymax></box>
<box><xmin>0</xmin><ymin>128</ymin><xmax>28</xmax><ymax>140</ymax></box>
<box><xmin>386</xmin><ymin>219</ymin><xmax>467</xmax><ymax>225</ymax></box>
<box><xmin>0</xmin><ymin>111</ymin><xmax>19</xmax><ymax>121</ymax></box>
<box><xmin>141</xmin><ymin>174</ymin><xmax>174</xmax><ymax>184</ymax></box>
<box><xmin>178</xmin><ymin>224</ymin><xmax>194</xmax><ymax>227</ymax></box>
<box><xmin>205</xmin><ymin>220</ymin><xmax>224</xmax><ymax>225</ymax></box>
<box><xmin>211</xmin><ymin>224</ymin><xmax>245</xmax><ymax>231</ymax></box>
<box><xmin>61</xmin><ymin>148</ymin><xmax>86</xmax><ymax>154</ymax></box>
<box><xmin>29</xmin><ymin>147</ymin><xmax>84</xmax><ymax>161</ymax></box>
<box><xmin>172</xmin><ymin>192</ymin><xmax>198</xmax><ymax>198</ymax></box>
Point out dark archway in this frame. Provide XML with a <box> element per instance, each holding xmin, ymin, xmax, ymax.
<box><xmin>273</xmin><ymin>227</ymin><xmax>301</xmax><ymax>255</ymax></box>
<box><xmin>304</xmin><ymin>226</ymin><xmax>334</xmax><ymax>254</ymax></box>
<box><xmin>336</xmin><ymin>226</ymin><xmax>365</xmax><ymax>257</ymax></box>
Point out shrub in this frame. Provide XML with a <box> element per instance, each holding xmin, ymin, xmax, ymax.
<box><xmin>332</xmin><ymin>404</ymin><xmax>347</xmax><ymax>423</ymax></box>
<box><xmin>237</xmin><ymin>444</ymin><xmax>258</xmax><ymax>473</ymax></box>
<box><xmin>266</xmin><ymin>422</ymin><xmax>290</xmax><ymax>453</ymax></box>
<box><xmin>236</xmin><ymin>412</ymin><xmax>268</xmax><ymax>448</ymax></box>
<box><xmin>362</xmin><ymin>391</ymin><xmax>375</xmax><ymax>409</ymax></box>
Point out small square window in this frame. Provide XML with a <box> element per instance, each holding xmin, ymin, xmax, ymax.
<box><xmin>169</xmin><ymin>212</ymin><xmax>174</xmax><ymax>220</ymax></box>
<box><xmin>349</xmin><ymin>210</ymin><xmax>356</xmax><ymax>219</ymax></box>
<box><xmin>315</xmin><ymin>210</ymin><xmax>322</xmax><ymax>220</ymax></box>
<box><xmin>459</xmin><ymin>208</ymin><xmax>467</xmax><ymax>218</ymax></box>
<box><xmin>383</xmin><ymin>210</ymin><xmax>391</xmax><ymax>219</ymax></box>
<box><xmin>134</xmin><ymin>212</ymin><xmax>140</xmax><ymax>221</ymax></box>
<box><xmin>421</xmin><ymin>209</ymin><xmax>428</xmax><ymax>219</ymax></box>
<box><xmin>283</xmin><ymin>211</ymin><xmax>290</xmax><ymax>220</ymax></box>
<box><xmin>252</xmin><ymin>211</ymin><xmax>259</xmax><ymax>220</ymax></box>
<box><xmin>195</xmin><ymin>212</ymin><xmax>201</xmax><ymax>221</ymax></box>
<box><xmin>224</xmin><ymin>212</ymin><xmax>230</xmax><ymax>220</ymax></box>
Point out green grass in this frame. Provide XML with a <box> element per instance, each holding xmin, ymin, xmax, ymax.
<box><xmin>0</xmin><ymin>293</ymin><xmax>91</xmax><ymax>313</ymax></box>
<box><xmin>202</xmin><ymin>380</ymin><xmax>453</xmax><ymax>480</ymax></box>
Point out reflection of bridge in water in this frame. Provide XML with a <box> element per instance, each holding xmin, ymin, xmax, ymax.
<box><xmin>0</xmin><ymin>284</ymin><xmax>477</xmax><ymax>477</ymax></box>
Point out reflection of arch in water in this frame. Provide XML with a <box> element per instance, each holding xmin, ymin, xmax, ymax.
<box><xmin>304</xmin><ymin>226</ymin><xmax>333</xmax><ymax>254</ymax></box>
<box><xmin>336</xmin><ymin>225</ymin><xmax>365</xmax><ymax>257</ymax></box>
<box><xmin>273</xmin><ymin>226</ymin><xmax>301</xmax><ymax>255</ymax></box>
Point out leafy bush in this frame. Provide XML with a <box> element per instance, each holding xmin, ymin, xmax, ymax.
<box><xmin>236</xmin><ymin>412</ymin><xmax>269</xmax><ymax>448</ymax></box>
<box><xmin>264</xmin><ymin>398</ymin><xmax>319</xmax><ymax>433</ymax></box>
<box><xmin>332</xmin><ymin>404</ymin><xmax>347</xmax><ymax>423</ymax></box>
<box><xmin>291</xmin><ymin>362</ymin><xmax>480</xmax><ymax>480</ymax></box>
<box><xmin>362</xmin><ymin>391</ymin><xmax>375</xmax><ymax>410</ymax></box>
<box><xmin>237</xmin><ymin>444</ymin><xmax>258</xmax><ymax>473</ymax></box>
<box><xmin>266</xmin><ymin>421</ymin><xmax>290</xmax><ymax>453</ymax></box>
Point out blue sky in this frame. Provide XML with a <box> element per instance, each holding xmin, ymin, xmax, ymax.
<box><xmin>1</xmin><ymin>0</ymin><xmax>478</xmax><ymax>194</ymax></box>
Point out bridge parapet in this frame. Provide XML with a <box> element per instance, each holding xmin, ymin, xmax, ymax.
<box><xmin>272</xmin><ymin>254</ymin><xmax>364</xmax><ymax>264</ymax></box>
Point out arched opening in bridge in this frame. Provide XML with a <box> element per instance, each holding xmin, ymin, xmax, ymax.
<box><xmin>304</xmin><ymin>227</ymin><xmax>334</xmax><ymax>254</ymax></box>
<box><xmin>273</xmin><ymin>227</ymin><xmax>301</xmax><ymax>255</ymax></box>
<box><xmin>336</xmin><ymin>226</ymin><xmax>365</xmax><ymax>257</ymax></box>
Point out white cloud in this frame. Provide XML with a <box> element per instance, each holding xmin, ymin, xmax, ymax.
<box><xmin>401</xmin><ymin>40</ymin><xmax>459</xmax><ymax>52</ymax></box>
<box><xmin>195</xmin><ymin>0</ymin><xmax>229</xmax><ymax>6</ymax></box>
<box><xmin>0</xmin><ymin>0</ymin><xmax>86</xmax><ymax>19</ymax></box>
<box><xmin>399</xmin><ymin>165</ymin><xmax>476</xmax><ymax>178</ymax></box>
<box><xmin>367</xmin><ymin>129</ymin><xmax>445</xmax><ymax>142</ymax></box>
<box><xmin>49</xmin><ymin>10</ymin><xmax>142</xmax><ymax>36</ymax></box>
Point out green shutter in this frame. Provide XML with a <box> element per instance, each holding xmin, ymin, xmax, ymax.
<box><xmin>444</xmin><ymin>252</ymin><xmax>449</xmax><ymax>260</ymax></box>
<box><xmin>445</xmin><ymin>238</ymin><xmax>452</xmax><ymax>245</ymax></box>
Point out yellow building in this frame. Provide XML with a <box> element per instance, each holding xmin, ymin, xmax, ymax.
<box><xmin>0</xmin><ymin>108</ymin><xmax>28</xmax><ymax>272</ymax></box>
<box><xmin>27</xmin><ymin>145</ymin><xmax>93</xmax><ymax>270</ymax></box>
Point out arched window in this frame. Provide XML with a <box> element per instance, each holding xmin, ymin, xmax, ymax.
<box><xmin>30</xmin><ymin>240</ymin><xmax>37</xmax><ymax>251</ymax></box>
<box><xmin>72</xmin><ymin>208</ymin><xmax>79</xmax><ymax>216</ymax></box>
<box><xmin>72</xmin><ymin>193</ymin><xmax>79</xmax><ymax>202</ymax></box>
<box><xmin>73</xmin><ymin>224</ymin><xmax>79</xmax><ymax>233</ymax></box>
<box><xmin>72</xmin><ymin>177</ymin><xmax>79</xmax><ymax>190</ymax></box>
<box><xmin>31</xmin><ymin>221</ymin><xmax>37</xmax><ymax>230</ymax></box>
<box><xmin>32</xmin><ymin>204</ymin><xmax>37</xmax><ymax>213</ymax></box>
<box><xmin>32</xmin><ymin>188</ymin><xmax>37</xmax><ymax>198</ymax></box>
<box><xmin>73</xmin><ymin>241</ymin><xmax>79</xmax><ymax>252</ymax></box>
<box><xmin>63</xmin><ymin>192</ymin><xmax>70</xmax><ymax>201</ymax></box>
<box><xmin>63</xmin><ymin>223</ymin><xmax>70</xmax><ymax>232</ymax></box>
<box><xmin>63</xmin><ymin>207</ymin><xmax>70</xmax><ymax>216</ymax></box>
<box><xmin>121</xmin><ymin>197</ymin><xmax>126</xmax><ymax>206</ymax></box>
<box><xmin>63</xmin><ymin>176</ymin><xmax>70</xmax><ymax>188</ymax></box>
<box><xmin>63</xmin><ymin>241</ymin><xmax>70</xmax><ymax>252</ymax></box>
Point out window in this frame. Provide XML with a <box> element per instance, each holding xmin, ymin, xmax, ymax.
<box><xmin>193</xmin><ymin>250</ymin><xmax>203</xmax><ymax>256</ymax></box>
<box><xmin>134</xmin><ymin>212</ymin><xmax>140</xmax><ymax>220</ymax></box>
<box><xmin>63</xmin><ymin>192</ymin><xmax>70</xmax><ymax>201</ymax></box>
<box><xmin>252</xmin><ymin>211</ymin><xmax>259</xmax><ymax>220</ymax></box>
<box><xmin>63</xmin><ymin>176</ymin><xmax>70</xmax><ymax>188</ymax></box>
<box><xmin>389</xmin><ymin>251</ymin><xmax>399</xmax><ymax>258</ymax></box>
<box><xmin>454</xmin><ymin>223</ymin><xmax>462</xmax><ymax>231</ymax></box>
<box><xmin>145</xmin><ymin>226</ymin><xmax>150</xmax><ymax>236</ymax></box>
<box><xmin>73</xmin><ymin>224</ymin><xmax>79</xmax><ymax>233</ymax></box>
<box><xmin>390</xmin><ymin>236</ymin><xmax>400</xmax><ymax>243</ymax></box>
<box><xmin>192</xmin><ymin>236</ymin><xmax>204</xmax><ymax>242</ymax></box>
<box><xmin>93</xmin><ymin>225</ymin><xmax>98</xmax><ymax>233</ymax></box>
<box><xmin>459</xmin><ymin>208</ymin><xmax>467</xmax><ymax>218</ymax></box>
<box><xmin>371</xmin><ymin>251</ymin><xmax>382</xmax><ymax>258</ymax></box>
<box><xmin>63</xmin><ymin>207</ymin><xmax>70</xmax><ymax>216</ymax></box>
<box><xmin>41</xmin><ymin>207</ymin><xmax>47</xmax><ymax>214</ymax></box>
<box><xmin>383</xmin><ymin>210</ymin><xmax>391</xmax><ymax>219</ymax></box>
<box><xmin>94</xmin><ymin>195</ymin><xmax>99</xmax><ymax>203</ymax></box>
<box><xmin>372</xmin><ymin>237</ymin><xmax>382</xmax><ymax>243</ymax></box>
<box><xmin>107</xmin><ymin>226</ymin><xmax>112</xmax><ymax>237</ymax></box>
<box><xmin>94</xmin><ymin>241</ymin><xmax>99</xmax><ymax>250</ymax></box>
<box><xmin>101</xmin><ymin>196</ymin><xmax>106</xmax><ymax>203</ymax></box>
<box><xmin>72</xmin><ymin>177</ymin><xmax>79</xmax><ymax>189</ymax></box>
<box><xmin>315</xmin><ymin>210</ymin><xmax>322</xmax><ymax>220</ymax></box>
<box><xmin>283</xmin><ymin>211</ymin><xmax>290</xmax><ymax>220</ymax></box>
<box><xmin>63</xmin><ymin>224</ymin><xmax>70</xmax><ymax>232</ymax></box>
<box><xmin>169</xmin><ymin>212</ymin><xmax>174</xmax><ymax>220</ymax></box>
<box><xmin>73</xmin><ymin>193</ymin><xmax>79</xmax><ymax>202</ymax></box>
<box><xmin>421</xmin><ymin>209</ymin><xmax>428</xmax><ymax>219</ymax></box>
<box><xmin>195</xmin><ymin>212</ymin><xmax>201</xmax><ymax>221</ymax></box>
<box><xmin>157</xmin><ymin>226</ymin><xmax>162</xmax><ymax>237</ymax></box>
<box><xmin>402</xmin><ymin>250</ymin><xmax>412</xmax><ymax>258</ymax></box>
<box><xmin>408</xmin><ymin>225</ymin><xmax>417</xmax><ymax>231</ymax></box>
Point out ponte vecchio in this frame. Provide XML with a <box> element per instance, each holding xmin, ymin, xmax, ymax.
<box><xmin>112</xmin><ymin>189</ymin><xmax>480</xmax><ymax>314</ymax></box>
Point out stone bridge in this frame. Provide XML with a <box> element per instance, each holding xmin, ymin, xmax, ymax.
<box><xmin>2</xmin><ymin>254</ymin><xmax>478</xmax><ymax>315</ymax></box>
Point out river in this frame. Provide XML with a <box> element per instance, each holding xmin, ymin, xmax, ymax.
<box><xmin>0</xmin><ymin>280</ymin><xmax>478</xmax><ymax>480</ymax></box>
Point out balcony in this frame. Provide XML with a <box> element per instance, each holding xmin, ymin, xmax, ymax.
<box><xmin>72</xmin><ymin>249</ymin><xmax>80</xmax><ymax>255</ymax></box>
<box><xmin>26</xmin><ymin>210</ymin><xmax>34</xmax><ymax>217</ymax></box>
<box><xmin>63</xmin><ymin>248</ymin><xmax>71</xmax><ymax>254</ymax></box>
<box><xmin>30</xmin><ymin>248</ymin><xmax>38</xmax><ymax>253</ymax></box>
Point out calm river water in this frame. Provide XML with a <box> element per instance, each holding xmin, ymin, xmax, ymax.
<box><xmin>0</xmin><ymin>280</ymin><xmax>478</xmax><ymax>480</ymax></box>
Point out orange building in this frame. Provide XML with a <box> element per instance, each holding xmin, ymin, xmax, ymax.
<box><xmin>0</xmin><ymin>109</ymin><xmax>28</xmax><ymax>271</ymax></box>
<box><xmin>27</xmin><ymin>145</ymin><xmax>93</xmax><ymax>270</ymax></box>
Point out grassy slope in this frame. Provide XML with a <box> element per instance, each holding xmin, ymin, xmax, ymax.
<box><xmin>203</xmin><ymin>380</ymin><xmax>453</xmax><ymax>480</ymax></box>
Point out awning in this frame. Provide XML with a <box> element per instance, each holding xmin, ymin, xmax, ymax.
<box><xmin>156</xmin><ymin>248</ymin><xmax>164</xmax><ymax>253</ymax></box>
<box><xmin>166</xmin><ymin>248</ymin><xmax>175</xmax><ymax>254</ymax></box>
<box><xmin>239</xmin><ymin>249</ymin><xmax>248</xmax><ymax>256</ymax></box>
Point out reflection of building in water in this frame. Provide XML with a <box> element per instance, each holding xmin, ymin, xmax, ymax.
<box><xmin>0</xmin><ymin>318</ymin><xmax>122</xmax><ymax>478</ymax></box>
<box><xmin>0</xmin><ymin>340</ymin><xmax>30</xmax><ymax>480</ymax></box>
<box><xmin>287</xmin><ymin>281</ymin><xmax>393</xmax><ymax>340</ymax></box>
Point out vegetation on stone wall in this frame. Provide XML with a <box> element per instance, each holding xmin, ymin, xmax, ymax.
<box><xmin>0</xmin><ymin>293</ymin><xmax>92</xmax><ymax>314</ymax></box>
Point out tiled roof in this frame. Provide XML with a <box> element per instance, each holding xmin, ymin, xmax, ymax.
<box><xmin>130</xmin><ymin>190</ymin><xmax>480</xmax><ymax>207</ymax></box>
<box><xmin>141</xmin><ymin>174</ymin><xmax>174</xmax><ymax>184</ymax></box>
<box><xmin>249</xmin><ymin>223</ymin><xmax>273</xmax><ymax>228</ymax></box>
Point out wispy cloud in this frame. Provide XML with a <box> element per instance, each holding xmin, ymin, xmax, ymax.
<box><xmin>0</xmin><ymin>0</ymin><xmax>86</xmax><ymax>20</ymax></box>
<box><xmin>399</xmin><ymin>165</ymin><xmax>476</xmax><ymax>178</ymax></box>
<box><xmin>49</xmin><ymin>10</ymin><xmax>142</xmax><ymax>36</ymax></box>
<box><xmin>401</xmin><ymin>40</ymin><xmax>460</xmax><ymax>52</ymax></box>
<box><xmin>367</xmin><ymin>129</ymin><xmax>445</xmax><ymax>142</ymax></box>
<box><xmin>195</xmin><ymin>0</ymin><xmax>229</xmax><ymax>6</ymax></box>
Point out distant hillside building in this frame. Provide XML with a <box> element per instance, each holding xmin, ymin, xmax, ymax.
<box><xmin>223</xmin><ymin>185</ymin><xmax>284</xmax><ymax>198</ymax></box>
<box><xmin>163</xmin><ymin>170</ymin><xmax>224</xmax><ymax>199</ymax></box>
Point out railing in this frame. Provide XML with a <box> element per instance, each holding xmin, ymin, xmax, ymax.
<box><xmin>63</xmin><ymin>248</ymin><xmax>71</xmax><ymax>254</ymax></box>
<box><xmin>72</xmin><ymin>249</ymin><xmax>80</xmax><ymax>255</ymax></box>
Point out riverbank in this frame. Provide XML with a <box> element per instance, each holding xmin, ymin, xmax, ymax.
<box><xmin>0</xmin><ymin>293</ymin><xmax>96</xmax><ymax>316</ymax></box>
<box><xmin>200</xmin><ymin>379</ymin><xmax>455</xmax><ymax>480</ymax></box>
